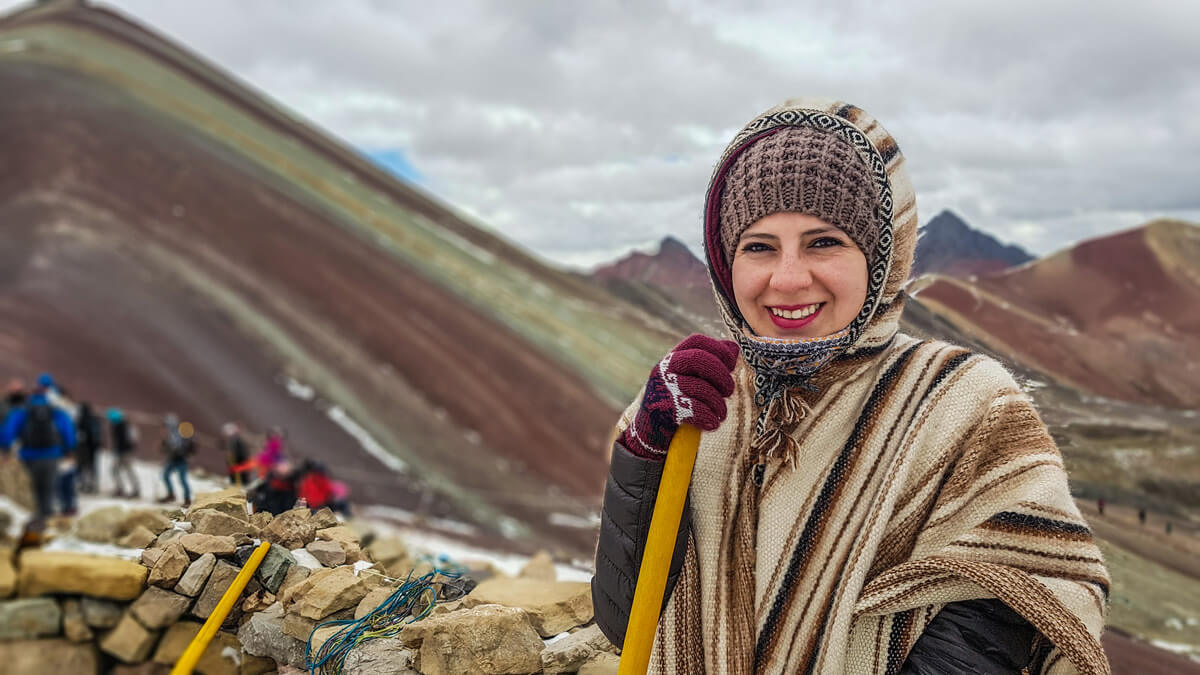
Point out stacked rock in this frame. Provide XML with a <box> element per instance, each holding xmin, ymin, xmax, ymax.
<box><xmin>0</xmin><ymin>487</ymin><xmax>621</xmax><ymax>674</ymax></box>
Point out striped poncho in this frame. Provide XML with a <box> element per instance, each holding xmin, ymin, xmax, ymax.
<box><xmin>614</xmin><ymin>98</ymin><xmax>1110</xmax><ymax>674</ymax></box>
<box><xmin>617</xmin><ymin>333</ymin><xmax>1109</xmax><ymax>673</ymax></box>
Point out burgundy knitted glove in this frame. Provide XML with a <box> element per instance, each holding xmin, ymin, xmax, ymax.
<box><xmin>618</xmin><ymin>334</ymin><xmax>740</xmax><ymax>460</ymax></box>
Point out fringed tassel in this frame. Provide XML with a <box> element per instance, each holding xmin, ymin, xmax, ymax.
<box><xmin>749</xmin><ymin>391</ymin><xmax>810</xmax><ymax>469</ymax></box>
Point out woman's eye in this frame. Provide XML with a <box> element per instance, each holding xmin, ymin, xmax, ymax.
<box><xmin>741</xmin><ymin>242</ymin><xmax>772</xmax><ymax>253</ymax></box>
<box><xmin>811</xmin><ymin>237</ymin><xmax>845</xmax><ymax>249</ymax></box>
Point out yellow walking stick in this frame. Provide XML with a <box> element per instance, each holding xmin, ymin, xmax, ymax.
<box><xmin>171</xmin><ymin>541</ymin><xmax>271</xmax><ymax>675</ymax></box>
<box><xmin>618</xmin><ymin>423</ymin><xmax>701</xmax><ymax>675</ymax></box>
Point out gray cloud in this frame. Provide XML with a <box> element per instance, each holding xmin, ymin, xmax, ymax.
<box><xmin>5</xmin><ymin>0</ymin><xmax>1196</xmax><ymax>266</ymax></box>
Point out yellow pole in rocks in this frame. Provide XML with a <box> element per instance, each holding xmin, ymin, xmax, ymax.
<box><xmin>171</xmin><ymin>541</ymin><xmax>271</xmax><ymax>675</ymax></box>
<box><xmin>618</xmin><ymin>424</ymin><xmax>701</xmax><ymax>675</ymax></box>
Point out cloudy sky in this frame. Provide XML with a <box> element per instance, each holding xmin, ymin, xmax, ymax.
<box><xmin>9</xmin><ymin>0</ymin><xmax>1199</xmax><ymax>268</ymax></box>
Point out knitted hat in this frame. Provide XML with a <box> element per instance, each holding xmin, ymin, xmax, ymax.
<box><xmin>717</xmin><ymin>126</ymin><xmax>879</xmax><ymax>267</ymax></box>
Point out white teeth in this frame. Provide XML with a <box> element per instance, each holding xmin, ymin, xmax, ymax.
<box><xmin>770</xmin><ymin>304</ymin><xmax>819</xmax><ymax>320</ymax></box>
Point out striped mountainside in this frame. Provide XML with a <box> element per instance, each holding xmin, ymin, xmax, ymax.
<box><xmin>0</xmin><ymin>1</ymin><xmax>680</xmax><ymax>554</ymax></box>
<box><xmin>912</xmin><ymin>220</ymin><xmax>1200</xmax><ymax>410</ymax></box>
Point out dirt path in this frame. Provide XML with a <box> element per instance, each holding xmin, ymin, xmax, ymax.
<box><xmin>1078</xmin><ymin>501</ymin><xmax>1200</xmax><ymax>580</ymax></box>
<box><xmin>1104</xmin><ymin>629</ymin><xmax>1200</xmax><ymax>674</ymax></box>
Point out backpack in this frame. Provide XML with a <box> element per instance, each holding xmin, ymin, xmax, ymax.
<box><xmin>20</xmin><ymin>404</ymin><xmax>62</xmax><ymax>450</ymax></box>
<box><xmin>112</xmin><ymin>419</ymin><xmax>134</xmax><ymax>453</ymax></box>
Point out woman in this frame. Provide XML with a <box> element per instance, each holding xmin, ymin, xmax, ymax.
<box><xmin>592</xmin><ymin>99</ymin><xmax>1109</xmax><ymax>674</ymax></box>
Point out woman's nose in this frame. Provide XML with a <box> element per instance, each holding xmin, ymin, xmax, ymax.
<box><xmin>770</xmin><ymin>255</ymin><xmax>814</xmax><ymax>292</ymax></box>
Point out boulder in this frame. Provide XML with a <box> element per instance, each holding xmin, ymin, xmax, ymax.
<box><xmin>130</xmin><ymin>586</ymin><xmax>193</xmax><ymax>629</ymax></box>
<box><xmin>175</xmin><ymin>553</ymin><xmax>216</xmax><ymax>597</ymax></box>
<box><xmin>100</xmin><ymin>612</ymin><xmax>159</xmax><ymax>663</ymax></box>
<box><xmin>154</xmin><ymin>528</ymin><xmax>183</xmax><ymax>548</ymax></box>
<box><xmin>122</xmin><ymin>509</ymin><xmax>173</xmax><ymax>537</ymax></box>
<box><xmin>237</xmin><ymin>602</ymin><xmax>306</xmax><ymax>668</ymax></box>
<box><xmin>540</xmin><ymin>624</ymin><xmax>613</xmax><ymax>673</ymax></box>
<box><xmin>281</xmin><ymin>605</ymin><xmax>352</xmax><ymax>641</ymax></box>
<box><xmin>519</xmin><ymin>550</ymin><xmax>557</xmax><ymax>582</ymax></box>
<box><xmin>399</xmin><ymin>604</ymin><xmax>543</xmax><ymax>675</ymax></box>
<box><xmin>118</xmin><ymin>525</ymin><xmax>158</xmax><ymax>549</ymax></box>
<box><xmin>152</xmin><ymin>621</ymin><xmax>240</xmax><ymax>675</ymax></box>
<box><xmin>110</xmin><ymin>663</ymin><xmax>170</xmax><ymax>675</ymax></box>
<box><xmin>0</xmin><ymin>638</ymin><xmax>99</xmax><ymax>673</ymax></box>
<box><xmin>463</xmin><ymin>578</ymin><xmax>593</xmax><ymax>637</ymax></box>
<box><xmin>74</xmin><ymin>507</ymin><xmax>171</xmax><ymax>545</ymax></box>
<box><xmin>263</xmin><ymin>508</ymin><xmax>317</xmax><ymax>550</ymax></box>
<box><xmin>578</xmin><ymin>651</ymin><xmax>620</xmax><ymax>674</ymax></box>
<box><xmin>311</xmin><ymin>507</ymin><xmax>339</xmax><ymax>529</ymax></box>
<box><xmin>0</xmin><ymin>548</ymin><xmax>15</xmax><ymax>598</ymax></box>
<box><xmin>62</xmin><ymin>598</ymin><xmax>93</xmax><ymax>642</ymax></box>
<box><xmin>188</xmin><ymin>509</ymin><xmax>258</xmax><ymax>538</ymax></box>
<box><xmin>290</xmin><ymin>547</ymin><xmax>324</xmax><ymax>570</ymax></box>
<box><xmin>189</xmin><ymin>488</ymin><xmax>248</xmax><ymax>521</ymax></box>
<box><xmin>275</xmin><ymin>565</ymin><xmax>310</xmax><ymax>605</ymax></box>
<box><xmin>256</xmin><ymin>545</ymin><xmax>296</xmax><ymax>594</ymax></box>
<box><xmin>139</xmin><ymin>547</ymin><xmax>164</xmax><ymax>569</ymax></box>
<box><xmin>193</xmin><ymin>560</ymin><xmax>241</xmax><ymax>620</ymax></box>
<box><xmin>241</xmin><ymin>652</ymin><xmax>277</xmax><ymax>675</ymax></box>
<box><xmin>315</xmin><ymin>525</ymin><xmax>359</xmax><ymax>547</ymax></box>
<box><xmin>0</xmin><ymin>597</ymin><xmax>62</xmax><ymax>640</ymax></box>
<box><xmin>342</xmin><ymin>637</ymin><xmax>418</xmax><ymax>674</ymax></box>
<box><xmin>365</xmin><ymin>537</ymin><xmax>410</xmax><ymax>576</ymax></box>
<box><xmin>249</xmin><ymin>511</ymin><xmax>274</xmax><ymax>530</ymax></box>
<box><xmin>341</xmin><ymin>543</ymin><xmax>370</xmax><ymax>564</ymax></box>
<box><xmin>148</xmin><ymin>542</ymin><xmax>190</xmax><ymax>589</ymax></box>
<box><xmin>241</xmin><ymin>590</ymin><xmax>276</xmax><ymax>614</ymax></box>
<box><xmin>80</xmin><ymin>597</ymin><xmax>123</xmax><ymax>628</ymax></box>
<box><xmin>280</xmin><ymin>610</ymin><xmax>317</xmax><ymax>642</ymax></box>
<box><xmin>354</xmin><ymin>584</ymin><xmax>397</xmax><ymax>620</ymax></box>
<box><xmin>19</xmin><ymin>551</ymin><xmax>148</xmax><ymax>600</ymax></box>
<box><xmin>73</xmin><ymin>505</ymin><xmax>128</xmax><ymax>543</ymax></box>
<box><xmin>305</xmin><ymin>540</ymin><xmax>345</xmax><ymax>567</ymax></box>
<box><xmin>179</xmin><ymin>533</ymin><xmax>238</xmax><ymax>558</ymax></box>
<box><xmin>289</xmin><ymin>566</ymin><xmax>369</xmax><ymax>620</ymax></box>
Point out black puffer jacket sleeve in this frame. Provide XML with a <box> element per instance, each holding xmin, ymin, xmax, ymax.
<box><xmin>592</xmin><ymin>440</ymin><xmax>691</xmax><ymax>648</ymax></box>
<box><xmin>899</xmin><ymin>599</ymin><xmax>1042</xmax><ymax>674</ymax></box>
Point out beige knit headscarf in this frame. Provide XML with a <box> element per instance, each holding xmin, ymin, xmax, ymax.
<box><xmin>702</xmin><ymin>99</ymin><xmax>915</xmax><ymax>466</ymax></box>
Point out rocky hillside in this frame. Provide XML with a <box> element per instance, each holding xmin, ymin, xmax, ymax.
<box><xmin>589</xmin><ymin>237</ymin><xmax>722</xmax><ymax>335</ymax></box>
<box><xmin>912</xmin><ymin>210</ymin><xmax>1034</xmax><ymax>278</ymax></box>
<box><xmin>913</xmin><ymin>219</ymin><xmax>1200</xmax><ymax>409</ymax></box>
<box><xmin>0</xmin><ymin>1</ymin><xmax>681</xmax><ymax>554</ymax></box>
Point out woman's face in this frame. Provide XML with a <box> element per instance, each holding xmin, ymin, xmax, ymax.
<box><xmin>731</xmin><ymin>212</ymin><xmax>868</xmax><ymax>339</ymax></box>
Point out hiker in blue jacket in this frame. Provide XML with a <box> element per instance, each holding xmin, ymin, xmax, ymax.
<box><xmin>0</xmin><ymin>377</ymin><xmax>77</xmax><ymax>522</ymax></box>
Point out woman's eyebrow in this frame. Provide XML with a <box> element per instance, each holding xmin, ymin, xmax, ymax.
<box><xmin>740</xmin><ymin>232</ymin><xmax>778</xmax><ymax>241</ymax></box>
<box><xmin>802</xmin><ymin>226</ymin><xmax>840</xmax><ymax>236</ymax></box>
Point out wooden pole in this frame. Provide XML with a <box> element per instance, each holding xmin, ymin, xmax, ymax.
<box><xmin>618</xmin><ymin>423</ymin><xmax>701</xmax><ymax>675</ymax></box>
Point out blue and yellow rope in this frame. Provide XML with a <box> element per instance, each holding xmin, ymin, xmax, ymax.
<box><xmin>304</xmin><ymin>554</ymin><xmax>469</xmax><ymax>674</ymax></box>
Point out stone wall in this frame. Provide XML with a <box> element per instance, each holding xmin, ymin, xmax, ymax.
<box><xmin>0</xmin><ymin>487</ymin><xmax>618</xmax><ymax>674</ymax></box>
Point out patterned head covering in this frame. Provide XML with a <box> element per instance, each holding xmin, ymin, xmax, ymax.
<box><xmin>703</xmin><ymin>98</ymin><xmax>918</xmax><ymax>464</ymax></box>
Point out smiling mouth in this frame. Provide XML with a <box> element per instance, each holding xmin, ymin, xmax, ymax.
<box><xmin>768</xmin><ymin>303</ymin><xmax>822</xmax><ymax>320</ymax></box>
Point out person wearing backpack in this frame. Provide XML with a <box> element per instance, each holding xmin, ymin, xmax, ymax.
<box><xmin>74</xmin><ymin>402</ymin><xmax>103</xmax><ymax>495</ymax></box>
<box><xmin>0</xmin><ymin>377</ymin><xmax>77</xmax><ymax>522</ymax></box>
<box><xmin>108</xmin><ymin>407</ymin><xmax>140</xmax><ymax>498</ymax></box>
<box><xmin>158</xmin><ymin>413</ymin><xmax>195</xmax><ymax>507</ymax></box>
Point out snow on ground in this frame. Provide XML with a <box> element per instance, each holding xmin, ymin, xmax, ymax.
<box><xmin>357</xmin><ymin>502</ymin><xmax>597</xmax><ymax>581</ymax></box>
<box><xmin>282</xmin><ymin>375</ymin><xmax>408</xmax><ymax>473</ymax></box>
<box><xmin>1148</xmin><ymin>639</ymin><xmax>1200</xmax><ymax>663</ymax></box>
<box><xmin>3</xmin><ymin>451</ymin><xmax>595</xmax><ymax>581</ymax></box>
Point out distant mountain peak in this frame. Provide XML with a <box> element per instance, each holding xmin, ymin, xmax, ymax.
<box><xmin>659</xmin><ymin>235</ymin><xmax>693</xmax><ymax>257</ymax></box>
<box><xmin>913</xmin><ymin>210</ymin><xmax>1034</xmax><ymax>278</ymax></box>
<box><xmin>923</xmin><ymin>210</ymin><xmax>970</xmax><ymax>233</ymax></box>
